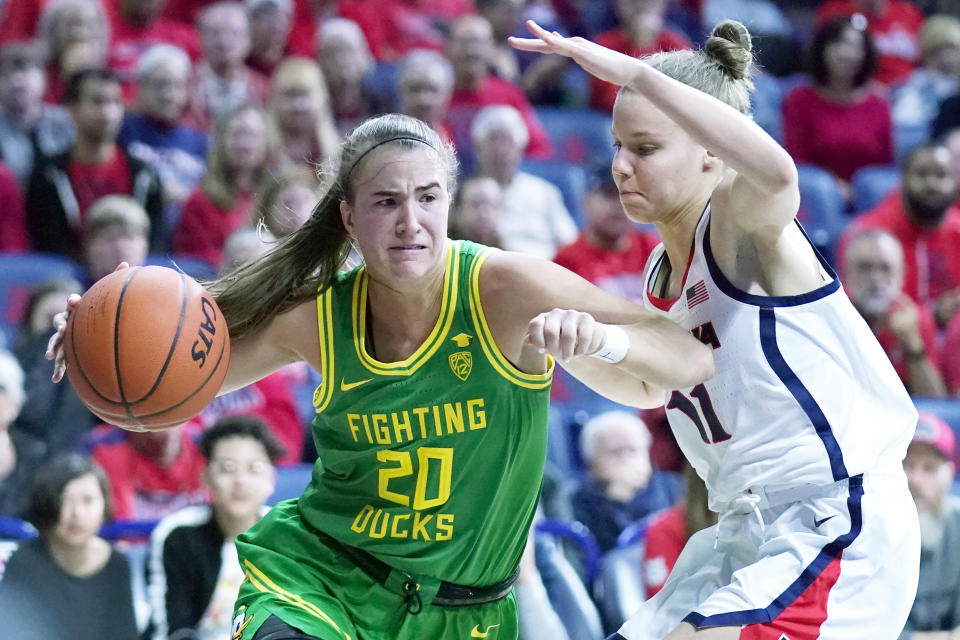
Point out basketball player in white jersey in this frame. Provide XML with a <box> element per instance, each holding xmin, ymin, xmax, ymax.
<box><xmin>512</xmin><ymin>19</ymin><xmax>920</xmax><ymax>640</ymax></box>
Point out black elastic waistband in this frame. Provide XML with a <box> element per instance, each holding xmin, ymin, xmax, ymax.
<box><xmin>302</xmin><ymin>513</ymin><xmax>518</xmax><ymax>611</ymax></box>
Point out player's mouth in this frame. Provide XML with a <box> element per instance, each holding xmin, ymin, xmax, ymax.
<box><xmin>390</xmin><ymin>244</ymin><xmax>428</xmax><ymax>251</ymax></box>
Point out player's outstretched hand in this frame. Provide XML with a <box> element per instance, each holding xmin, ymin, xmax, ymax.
<box><xmin>508</xmin><ymin>20</ymin><xmax>642</xmax><ymax>87</ymax></box>
<box><xmin>45</xmin><ymin>262</ymin><xmax>130</xmax><ymax>382</ymax></box>
<box><xmin>525</xmin><ymin>308</ymin><xmax>607</xmax><ymax>363</ymax></box>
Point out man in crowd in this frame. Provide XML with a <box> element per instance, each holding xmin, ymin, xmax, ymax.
<box><xmin>25</xmin><ymin>68</ymin><xmax>164</xmax><ymax>260</ymax></box>
<box><xmin>901</xmin><ymin>413</ymin><xmax>960</xmax><ymax>638</ymax></box>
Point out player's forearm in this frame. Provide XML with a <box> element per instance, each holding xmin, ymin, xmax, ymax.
<box><xmin>626</xmin><ymin>63</ymin><xmax>796</xmax><ymax>193</ymax></box>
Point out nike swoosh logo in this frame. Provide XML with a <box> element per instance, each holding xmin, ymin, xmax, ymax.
<box><xmin>471</xmin><ymin>624</ymin><xmax>500</xmax><ymax>638</ymax></box>
<box><xmin>813</xmin><ymin>515</ymin><xmax>836</xmax><ymax>528</ymax></box>
<box><xmin>340</xmin><ymin>378</ymin><xmax>372</xmax><ymax>392</ymax></box>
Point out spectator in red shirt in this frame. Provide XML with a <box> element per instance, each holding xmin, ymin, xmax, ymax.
<box><xmin>554</xmin><ymin>165</ymin><xmax>661</xmax><ymax>304</ymax></box>
<box><xmin>246</xmin><ymin>0</ymin><xmax>294</xmax><ymax>77</ymax></box>
<box><xmin>108</xmin><ymin>0</ymin><xmax>200</xmax><ymax>100</ymax></box>
<box><xmin>269</xmin><ymin>57</ymin><xmax>339</xmax><ymax>173</ymax></box>
<box><xmin>590</xmin><ymin>0</ymin><xmax>692</xmax><ymax>113</ymax></box>
<box><xmin>81</xmin><ymin>195</ymin><xmax>150</xmax><ymax>284</ymax></box>
<box><xmin>175</xmin><ymin>104</ymin><xmax>271</xmax><ymax>267</ymax></box>
<box><xmin>37</xmin><ymin>0</ymin><xmax>110</xmax><ymax>104</ymax></box>
<box><xmin>841</xmin><ymin>143</ymin><xmax>960</xmax><ymax>327</ymax></box>
<box><xmin>783</xmin><ymin>15</ymin><xmax>893</xmax><ymax>189</ymax></box>
<box><xmin>25</xmin><ymin>68</ymin><xmax>165</xmax><ymax>261</ymax></box>
<box><xmin>643</xmin><ymin>463</ymin><xmax>716</xmax><ymax>599</ymax></box>
<box><xmin>0</xmin><ymin>161</ymin><xmax>27</xmax><ymax>251</ymax></box>
<box><xmin>88</xmin><ymin>421</ymin><xmax>207</xmax><ymax>521</ymax></box>
<box><xmin>940</xmin><ymin>309</ymin><xmax>960</xmax><ymax>396</ymax></box>
<box><xmin>315</xmin><ymin>18</ymin><xmax>389</xmax><ymax>135</ymax></box>
<box><xmin>816</xmin><ymin>0</ymin><xmax>925</xmax><ymax>86</ymax></box>
<box><xmin>186</xmin><ymin>2</ymin><xmax>270</xmax><ymax>132</ymax></box>
<box><xmin>841</xmin><ymin>228</ymin><xmax>946</xmax><ymax>397</ymax></box>
<box><xmin>444</xmin><ymin>15</ymin><xmax>552</xmax><ymax>167</ymax></box>
<box><xmin>396</xmin><ymin>49</ymin><xmax>454</xmax><ymax>143</ymax></box>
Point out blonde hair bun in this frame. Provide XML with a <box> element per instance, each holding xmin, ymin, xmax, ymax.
<box><xmin>704</xmin><ymin>20</ymin><xmax>753</xmax><ymax>81</ymax></box>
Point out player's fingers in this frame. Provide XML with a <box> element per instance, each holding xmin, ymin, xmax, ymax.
<box><xmin>114</xmin><ymin>262</ymin><xmax>130</xmax><ymax>272</ymax></box>
<box><xmin>507</xmin><ymin>37</ymin><xmax>554</xmax><ymax>53</ymax></box>
<box><xmin>541</xmin><ymin>310</ymin><xmax>564</xmax><ymax>357</ymax></box>
<box><xmin>524</xmin><ymin>314</ymin><xmax>547</xmax><ymax>352</ymax></box>
<box><xmin>558</xmin><ymin>311</ymin><xmax>583</xmax><ymax>362</ymax></box>
<box><xmin>52</xmin><ymin>357</ymin><xmax>66</xmax><ymax>383</ymax></box>
<box><xmin>572</xmin><ymin>313</ymin><xmax>600</xmax><ymax>358</ymax></box>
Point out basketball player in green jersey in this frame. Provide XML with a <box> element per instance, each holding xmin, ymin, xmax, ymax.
<box><xmin>48</xmin><ymin>114</ymin><xmax>714</xmax><ymax>640</ymax></box>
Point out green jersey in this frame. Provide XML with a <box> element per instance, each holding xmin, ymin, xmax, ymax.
<box><xmin>298</xmin><ymin>240</ymin><xmax>552</xmax><ymax>587</ymax></box>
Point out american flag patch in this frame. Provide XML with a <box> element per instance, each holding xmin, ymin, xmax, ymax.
<box><xmin>686</xmin><ymin>280</ymin><xmax>709</xmax><ymax>308</ymax></box>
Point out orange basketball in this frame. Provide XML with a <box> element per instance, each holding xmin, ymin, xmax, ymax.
<box><xmin>64</xmin><ymin>266</ymin><xmax>231</xmax><ymax>431</ymax></box>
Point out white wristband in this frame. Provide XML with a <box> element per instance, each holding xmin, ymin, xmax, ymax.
<box><xmin>589</xmin><ymin>324</ymin><xmax>630</xmax><ymax>364</ymax></box>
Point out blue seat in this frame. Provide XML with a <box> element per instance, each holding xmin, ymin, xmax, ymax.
<box><xmin>851</xmin><ymin>165</ymin><xmax>900</xmax><ymax>214</ymax></box>
<box><xmin>535</xmin><ymin>518</ymin><xmax>603</xmax><ymax>585</ymax></box>
<box><xmin>0</xmin><ymin>252</ymin><xmax>84</xmax><ymax>349</ymax></box>
<box><xmin>520</xmin><ymin>159</ymin><xmax>589</xmax><ymax>227</ymax></box>
<box><xmin>752</xmin><ymin>72</ymin><xmax>785</xmax><ymax>143</ymax></box>
<box><xmin>534</xmin><ymin>107</ymin><xmax>614</xmax><ymax>165</ymax></box>
<box><xmin>796</xmin><ymin>164</ymin><xmax>847</xmax><ymax>256</ymax></box>
<box><xmin>269</xmin><ymin>463</ymin><xmax>313</xmax><ymax>504</ymax></box>
<box><xmin>0</xmin><ymin>516</ymin><xmax>37</xmax><ymax>540</ymax></box>
<box><xmin>145</xmin><ymin>253</ymin><xmax>217</xmax><ymax>282</ymax></box>
<box><xmin>894</xmin><ymin>121</ymin><xmax>930</xmax><ymax>166</ymax></box>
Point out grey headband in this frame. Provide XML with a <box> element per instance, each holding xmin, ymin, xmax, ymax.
<box><xmin>345</xmin><ymin>136</ymin><xmax>439</xmax><ymax>180</ymax></box>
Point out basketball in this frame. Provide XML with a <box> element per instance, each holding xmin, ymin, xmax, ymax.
<box><xmin>63</xmin><ymin>266</ymin><xmax>231</xmax><ymax>431</ymax></box>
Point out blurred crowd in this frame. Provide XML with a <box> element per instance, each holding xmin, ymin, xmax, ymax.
<box><xmin>0</xmin><ymin>0</ymin><xmax>959</xmax><ymax>638</ymax></box>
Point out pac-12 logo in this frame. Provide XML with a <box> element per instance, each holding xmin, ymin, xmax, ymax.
<box><xmin>191</xmin><ymin>297</ymin><xmax>218</xmax><ymax>368</ymax></box>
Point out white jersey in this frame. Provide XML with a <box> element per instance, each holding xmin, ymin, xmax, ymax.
<box><xmin>642</xmin><ymin>207</ymin><xmax>917</xmax><ymax>510</ymax></box>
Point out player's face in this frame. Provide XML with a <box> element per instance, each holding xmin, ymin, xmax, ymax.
<box><xmin>205</xmin><ymin>437</ymin><xmax>276</xmax><ymax>522</ymax></box>
<box><xmin>53</xmin><ymin>473</ymin><xmax>107</xmax><ymax>547</ymax></box>
<box><xmin>904</xmin><ymin>443</ymin><xmax>954</xmax><ymax>514</ymax></box>
<box><xmin>341</xmin><ymin>146</ymin><xmax>450</xmax><ymax>285</ymax></box>
<box><xmin>611</xmin><ymin>90</ymin><xmax>715</xmax><ymax>225</ymax></box>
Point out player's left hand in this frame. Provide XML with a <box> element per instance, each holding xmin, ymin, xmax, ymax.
<box><xmin>525</xmin><ymin>308</ymin><xmax>607</xmax><ymax>363</ymax></box>
<box><xmin>509</xmin><ymin>20</ymin><xmax>643</xmax><ymax>87</ymax></box>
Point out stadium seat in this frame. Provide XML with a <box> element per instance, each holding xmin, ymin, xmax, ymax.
<box><xmin>850</xmin><ymin>165</ymin><xmax>900</xmax><ymax>214</ymax></box>
<box><xmin>0</xmin><ymin>516</ymin><xmax>37</xmax><ymax>540</ymax></box>
<box><xmin>894</xmin><ymin>121</ymin><xmax>930</xmax><ymax>167</ymax></box>
<box><xmin>751</xmin><ymin>72</ymin><xmax>784</xmax><ymax>143</ymax></box>
<box><xmin>593</xmin><ymin>542</ymin><xmax>646</xmax><ymax>632</ymax></box>
<box><xmin>535</xmin><ymin>518</ymin><xmax>603</xmax><ymax>585</ymax></box>
<box><xmin>0</xmin><ymin>252</ymin><xmax>84</xmax><ymax>349</ymax></box>
<box><xmin>535</xmin><ymin>534</ymin><xmax>605</xmax><ymax>640</ymax></box>
<box><xmin>269</xmin><ymin>463</ymin><xmax>314</xmax><ymax>504</ymax></box>
<box><xmin>533</xmin><ymin>107</ymin><xmax>614</xmax><ymax>165</ymax></box>
<box><xmin>145</xmin><ymin>253</ymin><xmax>217</xmax><ymax>281</ymax></box>
<box><xmin>796</xmin><ymin>163</ymin><xmax>847</xmax><ymax>257</ymax></box>
<box><xmin>520</xmin><ymin>159</ymin><xmax>589</xmax><ymax>227</ymax></box>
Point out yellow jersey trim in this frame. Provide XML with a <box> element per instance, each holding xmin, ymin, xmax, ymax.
<box><xmin>350</xmin><ymin>240</ymin><xmax>460</xmax><ymax>376</ymax></box>
<box><xmin>467</xmin><ymin>248</ymin><xmax>553</xmax><ymax>389</ymax></box>
<box><xmin>243</xmin><ymin>559</ymin><xmax>352</xmax><ymax>640</ymax></box>
<box><xmin>314</xmin><ymin>288</ymin><xmax>335</xmax><ymax>413</ymax></box>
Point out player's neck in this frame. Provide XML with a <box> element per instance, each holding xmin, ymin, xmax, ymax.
<box><xmin>365</xmin><ymin>270</ymin><xmax>445</xmax><ymax>361</ymax></box>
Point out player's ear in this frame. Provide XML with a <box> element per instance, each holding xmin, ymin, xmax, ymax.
<box><xmin>340</xmin><ymin>200</ymin><xmax>355</xmax><ymax>236</ymax></box>
<box><xmin>702</xmin><ymin>149</ymin><xmax>722</xmax><ymax>172</ymax></box>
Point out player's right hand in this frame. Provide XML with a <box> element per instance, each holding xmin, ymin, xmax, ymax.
<box><xmin>46</xmin><ymin>294</ymin><xmax>81</xmax><ymax>383</ymax></box>
<box><xmin>46</xmin><ymin>262</ymin><xmax>130</xmax><ymax>383</ymax></box>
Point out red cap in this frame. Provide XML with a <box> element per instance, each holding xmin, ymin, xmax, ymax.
<box><xmin>912</xmin><ymin>412</ymin><xmax>956</xmax><ymax>461</ymax></box>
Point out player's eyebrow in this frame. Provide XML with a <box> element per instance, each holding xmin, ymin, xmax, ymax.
<box><xmin>371</xmin><ymin>182</ymin><xmax>441</xmax><ymax>197</ymax></box>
